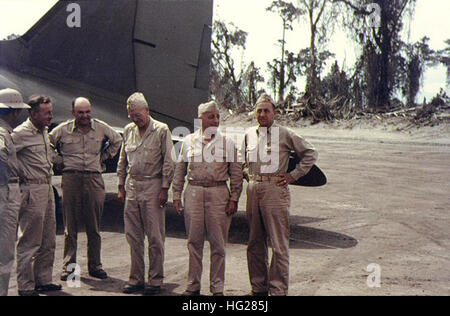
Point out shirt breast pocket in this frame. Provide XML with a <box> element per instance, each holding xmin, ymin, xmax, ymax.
<box><xmin>212</xmin><ymin>146</ymin><xmax>226</xmax><ymax>163</ymax></box>
<box><xmin>246</xmin><ymin>144</ymin><xmax>258</xmax><ymax>163</ymax></box>
<box><xmin>87</xmin><ymin>134</ymin><xmax>103</xmax><ymax>155</ymax></box>
<box><xmin>62</xmin><ymin>136</ymin><xmax>81</xmax><ymax>154</ymax></box>
<box><xmin>143</xmin><ymin>143</ymin><xmax>161</xmax><ymax>163</ymax></box>
<box><xmin>29</xmin><ymin>144</ymin><xmax>45</xmax><ymax>154</ymax></box>
<box><xmin>125</xmin><ymin>143</ymin><xmax>137</xmax><ymax>156</ymax></box>
<box><xmin>125</xmin><ymin>143</ymin><xmax>140</xmax><ymax>166</ymax></box>
<box><xmin>186</xmin><ymin>146</ymin><xmax>202</xmax><ymax>164</ymax></box>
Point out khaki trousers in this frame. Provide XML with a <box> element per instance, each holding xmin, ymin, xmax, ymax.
<box><xmin>246</xmin><ymin>181</ymin><xmax>290</xmax><ymax>296</ymax></box>
<box><xmin>124</xmin><ymin>177</ymin><xmax>165</xmax><ymax>287</ymax></box>
<box><xmin>184</xmin><ymin>184</ymin><xmax>231</xmax><ymax>294</ymax></box>
<box><xmin>16</xmin><ymin>183</ymin><xmax>56</xmax><ymax>291</ymax></box>
<box><xmin>0</xmin><ymin>183</ymin><xmax>20</xmax><ymax>296</ymax></box>
<box><xmin>61</xmin><ymin>173</ymin><xmax>105</xmax><ymax>273</ymax></box>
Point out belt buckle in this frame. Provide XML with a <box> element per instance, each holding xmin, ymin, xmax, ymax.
<box><xmin>252</xmin><ymin>175</ymin><xmax>262</xmax><ymax>182</ymax></box>
<box><xmin>8</xmin><ymin>177</ymin><xmax>19</xmax><ymax>184</ymax></box>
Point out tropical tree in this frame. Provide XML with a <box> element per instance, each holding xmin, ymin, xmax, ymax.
<box><xmin>210</xmin><ymin>20</ymin><xmax>248</xmax><ymax>109</ymax></box>
<box><xmin>241</xmin><ymin>61</ymin><xmax>265</xmax><ymax>106</ymax></box>
<box><xmin>295</xmin><ymin>0</ymin><xmax>340</xmax><ymax>102</ymax></box>
<box><xmin>402</xmin><ymin>36</ymin><xmax>439</xmax><ymax>106</ymax></box>
<box><xmin>266</xmin><ymin>0</ymin><xmax>302</xmax><ymax>102</ymax></box>
<box><xmin>336</xmin><ymin>0</ymin><xmax>417</xmax><ymax>108</ymax></box>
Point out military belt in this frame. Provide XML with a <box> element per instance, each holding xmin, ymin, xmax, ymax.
<box><xmin>0</xmin><ymin>177</ymin><xmax>19</xmax><ymax>185</ymax></box>
<box><xmin>8</xmin><ymin>177</ymin><xmax>19</xmax><ymax>184</ymax></box>
<box><xmin>249</xmin><ymin>174</ymin><xmax>283</xmax><ymax>183</ymax></box>
<box><xmin>189</xmin><ymin>180</ymin><xmax>227</xmax><ymax>187</ymax></box>
<box><xmin>20</xmin><ymin>177</ymin><xmax>51</xmax><ymax>185</ymax></box>
<box><xmin>64</xmin><ymin>170</ymin><xmax>100</xmax><ymax>174</ymax></box>
<box><xmin>130</xmin><ymin>174</ymin><xmax>162</xmax><ymax>181</ymax></box>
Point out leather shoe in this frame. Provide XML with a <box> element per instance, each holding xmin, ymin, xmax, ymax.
<box><xmin>182</xmin><ymin>290</ymin><xmax>200</xmax><ymax>296</ymax></box>
<box><xmin>143</xmin><ymin>285</ymin><xmax>161</xmax><ymax>296</ymax></box>
<box><xmin>213</xmin><ymin>292</ymin><xmax>224</xmax><ymax>296</ymax></box>
<box><xmin>247</xmin><ymin>291</ymin><xmax>269</xmax><ymax>296</ymax></box>
<box><xmin>60</xmin><ymin>271</ymin><xmax>70</xmax><ymax>281</ymax></box>
<box><xmin>18</xmin><ymin>290</ymin><xmax>39</xmax><ymax>296</ymax></box>
<box><xmin>89</xmin><ymin>269</ymin><xmax>108</xmax><ymax>279</ymax></box>
<box><xmin>123</xmin><ymin>284</ymin><xmax>145</xmax><ymax>294</ymax></box>
<box><xmin>35</xmin><ymin>283</ymin><xmax>62</xmax><ymax>292</ymax></box>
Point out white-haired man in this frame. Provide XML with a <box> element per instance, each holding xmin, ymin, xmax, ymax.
<box><xmin>172</xmin><ymin>100</ymin><xmax>243</xmax><ymax>296</ymax></box>
<box><xmin>117</xmin><ymin>92</ymin><xmax>175</xmax><ymax>295</ymax></box>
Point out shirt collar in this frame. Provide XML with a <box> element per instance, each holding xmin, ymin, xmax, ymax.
<box><xmin>194</xmin><ymin>127</ymin><xmax>221</xmax><ymax>145</ymax></box>
<box><xmin>147</xmin><ymin>116</ymin><xmax>155</xmax><ymax>132</ymax></box>
<box><xmin>132</xmin><ymin>116</ymin><xmax>155</xmax><ymax>133</ymax></box>
<box><xmin>70</xmin><ymin>118</ymin><xmax>95</xmax><ymax>133</ymax></box>
<box><xmin>256</xmin><ymin>122</ymin><xmax>277</xmax><ymax>136</ymax></box>
<box><xmin>26</xmin><ymin>117</ymin><xmax>46</xmax><ymax>135</ymax></box>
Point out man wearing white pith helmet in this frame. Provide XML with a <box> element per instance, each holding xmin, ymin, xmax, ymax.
<box><xmin>0</xmin><ymin>88</ymin><xmax>30</xmax><ymax>296</ymax></box>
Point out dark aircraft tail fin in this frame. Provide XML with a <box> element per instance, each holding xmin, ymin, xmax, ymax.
<box><xmin>0</xmin><ymin>0</ymin><xmax>212</xmax><ymax>129</ymax></box>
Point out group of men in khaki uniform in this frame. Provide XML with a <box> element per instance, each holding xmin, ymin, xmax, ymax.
<box><xmin>0</xmin><ymin>87</ymin><xmax>318</xmax><ymax>296</ymax></box>
<box><xmin>171</xmin><ymin>95</ymin><xmax>317</xmax><ymax>296</ymax></box>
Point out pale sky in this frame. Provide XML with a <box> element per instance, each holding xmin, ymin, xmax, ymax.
<box><xmin>0</xmin><ymin>0</ymin><xmax>448</xmax><ymax>101</ymax></box>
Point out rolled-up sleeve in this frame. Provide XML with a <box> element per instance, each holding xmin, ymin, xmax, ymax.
<box><xmin>48</xmin><ymin>127</ymin><xmax>63</xmax><ymax>165</ymax></box>
<box><xmin>289</xmin><ymin>131</ymin><xmax>318</xmax><ymax>180</ymax></box>
<box><xmin>102</xmin><ymin>125</ymin><xmax>122</xmax><ymax>162</ymax></box>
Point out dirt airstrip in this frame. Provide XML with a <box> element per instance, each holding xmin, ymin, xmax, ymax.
<box><xmin>7</xmin><ymin>119</ymin><xmax>450</xmax><ymax>296</ymax></box>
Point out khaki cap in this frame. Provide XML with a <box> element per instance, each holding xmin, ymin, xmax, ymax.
<box><xmin>198</xmin><ymin>100</ymin><xmax>219</xmax><ymax>117</ymax></box>
<box><xmin>0</xmin><ymin>88</ymin><xmax>31</xmax><ymax>109</ymax></box>
<box><xmin>127</xmin><ymin>92</ymin><xmax>148</xmax><ymax>109</ymax></box>
<box><xmin>255</xmin><ymin>93</ymin><xmax>275</xmax><ymax>108</ymax></box>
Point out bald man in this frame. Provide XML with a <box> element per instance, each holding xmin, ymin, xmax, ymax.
<box><xmin>117</xmin><ymin>92</ymin><xmax>175</xmax><ymax>295</ymax></box>
<box><xmin>49</xmin><ymin>97</ymin><xmax>122</xmax><ymax>281</ymax></box>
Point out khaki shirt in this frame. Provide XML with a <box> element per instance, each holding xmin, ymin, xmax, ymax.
<box><xmin>117</xmin><ymin>116</ymin><xmax>174</xmax><ymax>189</ymax></box>
<box><xmin>49</xmin><ymin>119</ymin><xmax>122</xmax><ymax>173</ymax></box>
<box><xmin>11</xmin><ymin>118</ymin><xmax>53</xmax><ymax>181</ymax></box>
<box><xmin>0</xmin><ymin>118</ymin><xmax>20</xmax><ymax>183</ymax></box>
<box><xmin>172</xmin><ymin>129</ymin><xmax>243</xmax><ymax>201</ymax></box>
<box><xmin>243</xmin><ymin>123</ymin><xmax>318</xmax><ymax>180</ymax></box>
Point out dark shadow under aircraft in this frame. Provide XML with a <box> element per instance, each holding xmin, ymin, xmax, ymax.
<box><xmin>0</xmin><ymin>0</ymin><xmax>212</xmax><ymax>131</ymax></box>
